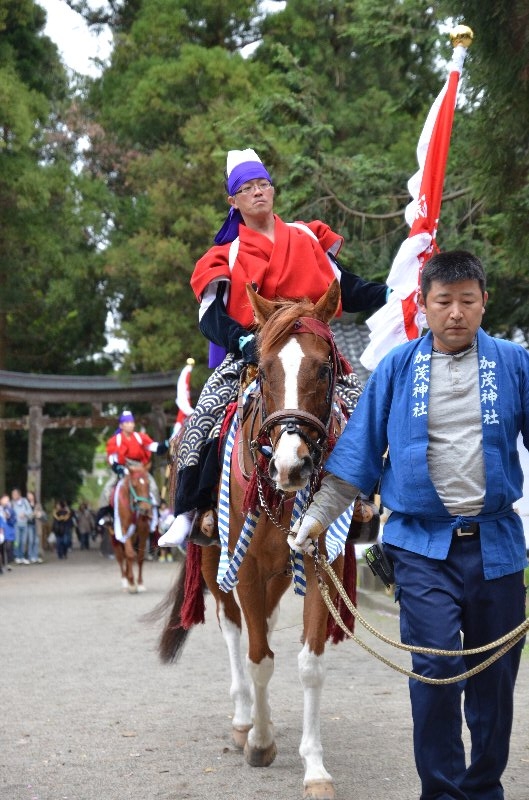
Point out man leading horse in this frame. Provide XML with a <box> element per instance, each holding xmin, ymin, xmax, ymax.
<box><xmin>159</xmin><ymin>146</ymin><xmax>390</xmax><ymax>549</ymax></box>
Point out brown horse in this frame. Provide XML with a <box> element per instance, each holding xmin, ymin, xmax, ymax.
<box><xmin>155</xmin><ymin>280</ymin><xmax>356</xmax><ymax>799</ymax></box>
<box><xmin>113</xmin><ymin>464</ymin><xmax>154</xmax><ymax>593</ymax></box>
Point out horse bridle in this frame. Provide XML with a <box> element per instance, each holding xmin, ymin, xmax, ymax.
<box><xmin>128</xmin><ymin>474</ymin><xmax>153</xmax><ymax>517</ymax></box>
<box><xmin>250</xmin><ymin>316</ymin><xmax>340</xmax><ymax>471</ymax></box>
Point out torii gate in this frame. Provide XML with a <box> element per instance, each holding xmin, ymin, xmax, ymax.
<box><xmin>0</xmin><ymin>369</ymin><xmax>180</xmax><ymax>501</ymax></box>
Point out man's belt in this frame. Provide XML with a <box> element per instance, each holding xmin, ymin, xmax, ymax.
<box><xmin>454</xmin><ymin>522</ymin><xmax>480</xmax><ymax>537</ymax></box>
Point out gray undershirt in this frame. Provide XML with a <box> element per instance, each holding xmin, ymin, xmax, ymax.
<box><xmin>427</xmin><ymin>342</ymin><xmax>485</xmax><ymax>516</ymax></box>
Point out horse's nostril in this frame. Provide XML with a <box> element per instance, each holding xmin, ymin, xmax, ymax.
<box><xmin>268</xmin><ymin>458</ymin><xmax>278</xmax><ymax>480</ymax></box>
<box><xmin>301</xmin><ymin>455</ymin><xmax>312</xmax><ymax>473</ymax></box>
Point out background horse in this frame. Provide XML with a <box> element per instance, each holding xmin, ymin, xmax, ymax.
<box><xmin>113</xmin><ymin>464</ymin><xmax>154</xmax><ymax>593</ymax></box>
<box><xmin>153</xmin><ymin>280</ymin><xmax>356</xmax><ymax>800</ymax></box>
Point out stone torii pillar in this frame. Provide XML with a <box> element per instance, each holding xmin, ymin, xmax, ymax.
<box><xmin>27</xmin><ymin>404</ymin><xmax>44</xmax><ymax>502</ymax></box>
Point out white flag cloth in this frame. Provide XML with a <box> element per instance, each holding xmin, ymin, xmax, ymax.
<box><xmin>360</xmin><ymin>44</ymin><xmax>469</xmax><ymax>371</ymax></box>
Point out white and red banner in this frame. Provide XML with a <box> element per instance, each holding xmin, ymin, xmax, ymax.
<box><xmin>360</xmin><ymin>43</ymin><xmax>470</xmax><ymax>371</ymax></box>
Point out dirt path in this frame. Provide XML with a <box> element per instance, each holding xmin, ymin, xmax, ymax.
<box><xmin>1</xmin><ymin>547</ymin><xmax>528</xmax><ymax>800</ymax></box>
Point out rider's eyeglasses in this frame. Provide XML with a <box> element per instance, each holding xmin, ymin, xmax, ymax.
<box><xmin>234</xmin><ymin>180</ymin><xmax>273</xmax><ymax>196</ymax></box>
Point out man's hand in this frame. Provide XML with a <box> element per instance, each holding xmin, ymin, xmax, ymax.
<box><xmin>287</xmin><ymin>515</ymin><xmax>325</xmax><ymax>555</ymax></box>
<box><xmin>112</xmin><ymin>463</ymin><xmax>125</xmax><ymax>478</ymax></box>
<box><xmin>156</xmin><ymin>440</ymin><xmax>169</xmax><ymax>455</ymax></box>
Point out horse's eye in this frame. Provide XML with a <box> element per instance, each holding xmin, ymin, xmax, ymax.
<box><xmin>318</xmin><ymin>365</ymin><xmax>330</xmax><ymax>380</ymax></box>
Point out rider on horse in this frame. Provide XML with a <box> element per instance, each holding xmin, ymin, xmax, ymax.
<box><xmin>158</xmin><ymin>147</ymin><xmax>390</xmax><ymax>549</ymax></box>
<box><xmin>99</xmin><ymin>410</ymin><xmax>168</xmax><ymax>535</ymax></box>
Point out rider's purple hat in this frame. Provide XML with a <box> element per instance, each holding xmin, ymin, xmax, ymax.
<box><xmin>214</xmin><ymin>149</ymin><xmax>272</xmax><ymax>246</ymax></box>
<box><xmin>119</xmin><ymin>410</ymin><xmax>135</xmax><ymax>424</ymax></box>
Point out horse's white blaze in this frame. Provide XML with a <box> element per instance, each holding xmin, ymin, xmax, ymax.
<box><xmin>274</xmin><ymin>337</ymin><xmax>304</xmax><ymax>477</ymax></box>
<box><xmin>246</xmin><ymin>655</ymin><xmax>275</xmax><ymax>749</ymax></box>
<box><xmin>218</xmin><ymin>605</ymin><xmax>252</xmax><ymax>730</ymax></box>
<box><xmin>279</xmin><ymin>337</ymin><xmax>303</xmax><ymax>407</ymax></box>
<box><xmin>298</xmin><ymin>643</ymin><xmax>332</xmax><ymax>784</ymax></box>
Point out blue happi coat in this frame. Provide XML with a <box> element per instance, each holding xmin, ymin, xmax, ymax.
<box><xmin>326</xmin><ymin>328</ymin><xmax>529</xmax><ymax>579</ymax></box>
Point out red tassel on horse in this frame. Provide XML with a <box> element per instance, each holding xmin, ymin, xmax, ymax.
<box><xmin>181</xmin><ymin>543</ymin><xmax>205</xmax><ymax>629</ymax></box>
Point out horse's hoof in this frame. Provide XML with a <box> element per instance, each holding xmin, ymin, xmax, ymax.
<box><xmin>244</xmin><ymin>740</ymin><xmax>277</xmax><ymax>767</ymax></box>
<box><xmin>127</xmin><ymin>583</ymin><xmax>138</xmax><ymax>594</ymax></box>
<box><xmin>137</xmin><ymin>584</ymin><xmax>146</xmax><ymax>593</ymax></box>
<box><xmin>121</xmin><ymin>578</ymin><xmax>128</xmax><ymax>590</ymax></box>
<box><xmin>303</xmin><ymin>779</ymin><xmax>336</xmax><ymax>800</ymax></box>
<box><xmin>232</xmin><ymin>724</ymin><xmax>252</xmax><ymax>749</ymax></box>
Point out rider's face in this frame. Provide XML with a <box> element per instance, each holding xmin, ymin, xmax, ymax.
<box><xmin>120</xmin><ymin>421</ymin><xmax>135</xmax><ymax>434</ymax></box>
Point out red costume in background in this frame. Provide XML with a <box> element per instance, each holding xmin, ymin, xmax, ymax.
<box><xmin>106</xmin><ymin>431</ymin><xmax>156</xmax><ymax>467</ymax></box>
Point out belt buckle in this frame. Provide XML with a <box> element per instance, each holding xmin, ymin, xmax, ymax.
<box><xmin>455</xmin><ymin>527</ymin><xmax>474</xmax><ymax>537</ymax></box>
<box><xmin>454</xmin><ymin>522</ymin><xmax>479</xmax><ymax>537</ymax></box>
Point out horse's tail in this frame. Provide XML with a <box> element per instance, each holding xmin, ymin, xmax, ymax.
<box><xmin>142</xmin><ymin>544</ymin><xmax>206</xmax><ymax>663</ymax></box>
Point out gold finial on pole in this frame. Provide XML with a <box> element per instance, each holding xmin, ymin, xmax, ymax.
<box><xmin>449</xmin><ymin>25</ymin><xmax>474</xmax><ymax>48</ymax></box>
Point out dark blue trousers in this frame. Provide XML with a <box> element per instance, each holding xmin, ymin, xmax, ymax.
<box><xmin>386</xmin><ymin>538</ymin><xmax>526</xmax><ymax>800</ymax></box>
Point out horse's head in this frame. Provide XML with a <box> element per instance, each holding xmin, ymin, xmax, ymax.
<box><xmin>247</xmin><ymin>279</ymin><xmax>341</xmax><ymax>492</ymax></box>
<box><xmin>126</xmin><ymin>466</ymin><xmax>153</xmax><ymax>519</ymax></box>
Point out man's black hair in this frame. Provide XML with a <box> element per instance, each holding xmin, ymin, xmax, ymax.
<box><xmin>420</xmin><ymin>250</ymin><xmax>486</xmax><ymax>299</ymax></box>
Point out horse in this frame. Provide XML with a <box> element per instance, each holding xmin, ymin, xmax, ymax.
<box><xmin>112</xmin><ymin>463</ymin><xmax>154</xmax><ymax>593</ymax></box>
<box><xmin>154</xmin><ymin>279</ymin><xmax>357</xmax><ymax>799</ymax></box>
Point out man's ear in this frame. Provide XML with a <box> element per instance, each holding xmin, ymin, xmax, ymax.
<box><xmin>483</xmin><ymin>290</ymin><xmax>489</xmax><ymax>311</ymax></box>
<box><xmin>417</xmin><ymin>290</ymin><xmax>426</xmax><ymax>312</ymax></box>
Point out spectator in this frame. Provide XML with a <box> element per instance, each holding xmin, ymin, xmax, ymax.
<box><xmin>0</xmin><ymin>495</ymin><xmax>16</xmax><ymax>569</ymax></box>
<box><xmin>26</xmin><ymin>490</ymin><xmax>45</xmax><ymax>564</ymax></box>
<box><xmin>52</xmin><ymin>500</ymin><xmax>74</xmax><ymax>560</ymax></box>
<box><xmin>0</xmin><ymin>511</ymin><xmax>5</xmax><ymax>574</ymax></box>
<box><xmin>76</xmin><ymin>503</ymin><xmax>95</xmax><ymax>550</ymax></box>
<box><xmin>157</xmin><ymin>500</ymin><xmax>175</xmax><ymax>562</ymax></box>
<box><xmin>11</xmin><ymin>488</ymin><xmax>33</xmax><ymax>565</ymax></box>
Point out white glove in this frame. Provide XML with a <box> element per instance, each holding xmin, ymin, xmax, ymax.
<box><xmin>287</xmin><ymin>515</ymin><xmax>325</xmax><ymax>555</ymax></box>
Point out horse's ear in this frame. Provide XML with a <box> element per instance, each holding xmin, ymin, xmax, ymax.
<box><xmin>246</xmin><ymin>283</ymin><xmax>279</xmax><ymax>326</ymax></box>
<box><xmin>313</xmin><ymin>279</ymin><xmax>341</xmax><ymax>323</ymax></box>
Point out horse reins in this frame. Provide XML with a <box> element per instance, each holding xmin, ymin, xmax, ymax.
<box><xmin>312</xmin><ymin>549</ymin><xmax>529</xmax><ymax>684</ymax></box>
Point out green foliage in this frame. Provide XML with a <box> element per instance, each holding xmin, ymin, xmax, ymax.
<box><xmin>0</xmin><ymin>1</ymin><xmax>114</xmax><ymax>501</ymax></box>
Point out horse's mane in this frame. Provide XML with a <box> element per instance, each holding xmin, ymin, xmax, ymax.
<box><xmin>258</xmin><ymin>296</ymin><xmax>318</xmax><ymax>357</ymax></box>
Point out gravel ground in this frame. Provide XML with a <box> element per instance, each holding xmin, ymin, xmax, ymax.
<box><xmin>1</xmin><ymin>546</ymin><xmax>528</xmax><ymax>800</ymax></box>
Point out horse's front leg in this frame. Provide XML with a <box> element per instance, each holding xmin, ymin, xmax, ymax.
<box><xmin>297</xmin><ymin>553</ymin><xmax>342</xmax><ymax>800</ymax></box>
<box><xmin>135</xmin><ymin>522</ymin><xmax>149</xmax><ymax>592</ymax></box>
<box><xmin>113</xmin><ymin>540</ymin><xmax>128</xmax><ymax>590</ymax></box>
<box><xmin>244</xmin><ymin>651</ymin><xmax>276</xmax><ymax>767</ymax></box>
<box><xmin>123</xmin><ymin>536</ymin><xmax>137</xmax><ymax>593</ymax></box>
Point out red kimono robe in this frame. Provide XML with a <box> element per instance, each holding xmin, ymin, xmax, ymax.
<box><xmin>191</xmin><ymin>216</ymin><xmax>343</xmax><ymax>328</ymax></box>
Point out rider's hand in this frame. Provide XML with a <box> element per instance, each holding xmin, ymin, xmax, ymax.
<box><xmin>287</xmin><ymin>515</ymin><xmax>325</xmax><ymax>555</ymax></box>
<box><xmin>239</xmin><ymin>333</ymin><xmax>258</xmax><ymax>364</ymax></box>
<box><xmin>112</xmin><ymin>463</ymin><xmax>125</xmax><ymax>478</ymax></box>
<box><xmin>156</xmin><ymin>440</ymin><xmax>169</xmax><ymax>455</ymax></box>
